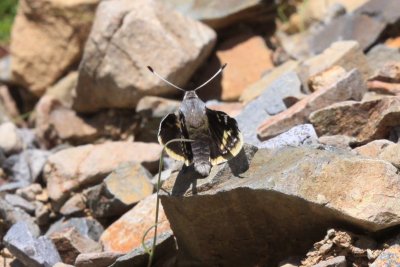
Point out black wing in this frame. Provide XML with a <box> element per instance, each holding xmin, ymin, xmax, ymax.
<box><xmin>158</xmin><ymin>113</ymin><xmax>193</xmax><ymax>166</ymax></box>
<box><xmin>206</xmin><ymin>108</ymin><xmax>243</xmax><ymax>165</ymax></box>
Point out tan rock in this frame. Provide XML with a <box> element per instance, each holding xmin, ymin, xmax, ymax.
<box><xmin>0</xmin><ymin>122</ymin><xmax>23</xmax><ymax>155</ymax></box>
<box><xmin>44</xmin><ymin>141</ymin><xmax>162</xmax><ymax>209</ymax></box>
<box><xmin>258</xmin><ymin>69</ymin><xmax>366</xmax><ymax>140</ymax></box>
<box><xmin>75</xmin><ymin>251</ymin><xmax>124</xmax><ymax>267</ymax></box>
<box><xmin>46</xmin><ymin>71</ymin><xmax>78</xmax><ymax>108</ymax></box>
<box><xmin>386</xmin><ymin>36</ymin><xmax>400</xmax><ymax>49</ymax></box>
<box><xmin>74</xmin><ymin>0</ymin><xmax>216</xmax><ymax>112</ymax></box>
<box><xmin>100</xmin><ymin>194</ymin><xmax>170</xmax><ymax>253</ymax></box>
<box><xmin>310</xmin><ymin>96</ymin><xmax>400</xmax><ymax>144</ymax></box>
<box><xmin>239</xmin><ymin>60</ymin><xmax>300</xmax><ymax>103</ymax></box>
<box><xmin>198</xmin><ymin>33</ymin><xmax>273</xmax><ymax>101</ymax></box>
<box><xmin>308</xmin><ymin>65</ymin><xmax>347</xmax><ymax>92</ymax></box>
<box><xmin>355</xmin><ymin>140</ymin><xmax>400</xmax><ymax>168</ymax></box>
<box><xmin>10</xmin><ymin>0</ymin><xmax>99</xmax><ymax>95</ymax></box>
<box><xmin>206</xmin><ymin>101</ymin><xmax>243</xmax><ymax>117</ymax></box>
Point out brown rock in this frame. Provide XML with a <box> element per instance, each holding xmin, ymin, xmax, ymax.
<box><xmin>51</xmin><ymin>228</ymin><xmax>102</xmax><ymax>264</ymax></box>
<box><xmin>198</xmin><ymin>33</ymin><xmax>273</xmax><ymax>101</ymax></box>
<box><xmin>44</xmin><ymin>141</ymin><xmax>162</xmax><ymax>209</ymax></box>
<box><xmin>10</xmin><ymin>0</ymin><xmax>99</xmax><ymax>95</ymax></box>
<box><xmin>371</xmin><ymin>245</ymin><xmax>400</xmax><ymax>267</ymax></box>
<box><xmin>355</xmin><ymin>140</ymin><xmax>400</xmax><ymax>168</ymax></box>
<box><xmin>369</xmin><ymin>62</ymin><xmax>400</xmax><ymax>83</ymax></box>
<box><xmin>239</xmin><ymin>60</ymin><xmax>300</xmax><ymax>103</ymax></box>
<box><xmin>367</xmin><ymin>80</ymin><xmax>400</xmax><ymax>95</ymax></box>
<box><xmin>75</xmin><ymin>251</ymin><xmax>124</xmax><ymax>267</ymax></box>
<box><xmin>35</xmin><ymin>96</ymin><xmax>98</xmax><ymax>148</ymax></box>
<box><xmin>309</xmin><ymin>96</ymin><xmax>400</xmax><ymax>144</ymax></box>
<box><xmin>74</xmin><ymin>0</ymin><xmax>216</xmax><ymax>112</ymax></box>
<box><xmin>258</xmin><ymin>69</ymin><xmax>366</xmax><ymax>140</ymax></box>
<box><xmin>308</xmin><ymin>66</ymin><xmax>347</xmax><ymax>92</ymax></box>
<box><xmin>100</xmin><ymin>194</ymin><xmax>170</xmax><ymax>253</ymax></box>
<box><xmin>60</xmin><ymin>193</ymin><xmax>86</xmax><ymax>216</ymax></box>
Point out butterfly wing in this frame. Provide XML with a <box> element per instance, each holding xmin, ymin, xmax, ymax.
<box><xmin>206</xmin><ymin>108</ymin><xmax>243</xmax><ymax>165</ymax></box>
<box><xmin>158</xmin><ymin>113</ymin><xmax>193</xmax><ymax>166</ymax></box>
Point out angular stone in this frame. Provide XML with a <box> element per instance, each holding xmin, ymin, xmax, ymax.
<box><xmin>110</xmin><ymin>231</ymin><xmax>176</xmax><ymax>267</ymax></box>
<box><xmin>318</xmin><ymin>135</ymin><xmax>356</xmax><ymax>150</ymax></box>
<box><xmin>312</xmin><ymin>256</ymin><xmax>346</xmax><ymax>267</ymax></box>
<box><xmin>45</xmin><ymin>71</ymin><xmax>78</xmax><ymax>108</ymax></box>
<box><xmin>4</xmin><ymin>222</ymin><xmax>61</xmax><ymax>267</ymax></box>
<box><xmin>34</xmin><ymin>202</ymin><xmax>51</xmax><ymax>226</ymax></box>
<box><xmin>371</xmin><ymin>244</ymin><xmax>400</xmax><ymax>267</ymax></box>
<box><xmin>310</xmin><ymin>96</ymin><xmax>400</xmax><ymax>144</ymax></box>
<box><xmin>0</xmin><ymin>122</ymin><xmax>22</xmax><ymax>155</ymax></box>
<box><xmin>160</xmin><ymin>146</ymin><xmax>400</xmax><ymax>266</ymax></box>
<box><xmin>51</xmin><ymin>228</ymin><xmax>102</xmax><ymax>265</ymax></box>
<box><xmin>4</xmin><ymin>194</ymin><xmax>35</xmax><ymax>214</ymax></box>
<box><xmin>258</xmin><ymin>124</ymin><xmax>318</xmax><ymax>150</ymax></box>
<box><xmin>355</xmin><ymin>140</ymin><xmax>400</xmax><ymax>168</ymax></box>
<box><xmin>159</xmin><ymin>0</ymin><xmax>269</xmax><ymax>29</ymax></box>
<box><xmin>258</xmin><ymin>69</ymin><xmax>366</xmax><ymax>140</ymax></box>
<box><xmin>298</xmin><ymin>41</ymin><xmax>372</xmax><ymax>84</ymax></box>
<box><xmin>16</xmin><ymin>183</ymin><xmax>43</xmax><ymax>202</ymax></box>
<box><xmin>197</xmin><ymin>33</ymin><xmax>273</xmax><ymax>101</ymax></box>
<box><xmin>75</xmin><ymin>251</ymin><xmax>124</xmax><ymax>267</ymax></box>
<box><xmin>369</xmin><ymin>62</ymin><xmax>400</xmax><ymax>83</ymax></box>
<box><xmin>60</xmin><ymin>193</ymin><xmax>86</xmax><ymax>216</ymax></box>
<box><xmin>0</xmin><ymin>86</ymin><xmax>19</xmax><ymax>123</ymax></box>
<box><xmin>356</xmin><ymin>0</ymin><xmax>400</xmax><ymax>24</ymax></box>
<box><xmin>240</xmin><ymin>60</ymin><xmax>300</xmax><ymax>103</ymax></box>
<box><xmin>100</xmin><ymin>194</ymin><xmax>170</xmax><ymax>253</ymax></box>
<box><xmin>367</xmin><ymin>45</ymin><xmax>400</xmax><ymax>73</ymax></box>
<box><xmin>308</xmin><ymin>66</ymin><xmax>347</xmax><ymax>92</ymax></box>
<box><xmin>206</xmin><ymin>101</ymin><xmax>243</xmax><ymax>117</ymax></box>
<box><xmin>46</xmin><ymin>217</ymin><xmax>104</xmax><ymax>242</ymax></box>
<box><xmin>44</xmin><ymin>141</ymin><xmax>161</xmax><ymax>209</ymax></box>
<box><xmin>10</xmin><ymin>0</ymin><xmax>99</xmax><ymax>96</ymax></box>
<box><xmin>74</xmin><ymin>0</ymin><xmax>216</xmax><ymax>112</ymax></box>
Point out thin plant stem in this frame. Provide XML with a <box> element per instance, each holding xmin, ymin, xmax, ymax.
<box><xmin>144</xmin><ymin>138</ymin><xmax>193</xmax><ymax>267</ymax></box>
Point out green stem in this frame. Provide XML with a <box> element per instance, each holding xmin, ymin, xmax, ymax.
<box><xmin>145</xmin><ymin>138</ymin><xmax>193</xmax><ymax>267</ymax></box>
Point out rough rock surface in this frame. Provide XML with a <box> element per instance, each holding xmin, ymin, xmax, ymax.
<box><xmin>310</xmin><ymin>96</ymin><xmax>400</xmax><ymax>144</ymax></box>
<box><xmin>74</xmin><ymin>0</ymin><xmax>216</xmax><ymax>112</ymax></box>
<box><xmin>75</xmin><ymin>252</ymin><xmax>124</xmax><ymax>267</ymax></box>
<box><xmin>258</xmin><ymin>69</ymin><xmax>366</xmax><ymax>140</ymax></box>
<box><xmin>10</xmin><ymin>0</ymin><xmax>99</xmax><ymax>95</ymax></box>
<box><xmin>44</xmin><ymin>141</ymin><xmax>161</xmax><ymax>209</ymax></box>
<box><xmin>100</xmin><ymin>194</ymin><xmax>170</xmax><ymax>253</ymax></box>
<box><xmin>160</xmin><ymin>146</ymin><xmax>400</xmax><ymax>266</ymax></box>
<box><xmin>46</xmin><ymin>217</ymin><xmax>104</xmax><ymax>242</ymax></box>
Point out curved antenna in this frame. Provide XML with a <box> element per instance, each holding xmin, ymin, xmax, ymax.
<box><xmin>147</xmin><ymin>66</ymin><xmax>185</xmax><ymax>92</ymax></box>
<box><xmin>194</xmin><ymin>63</ymin><xmax>227</xmax><ymax>92</ymax></box>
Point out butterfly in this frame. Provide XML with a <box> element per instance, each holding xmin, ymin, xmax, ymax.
<box><xmin>147</xmin><ymin>64</ymin><xmax>243</xmax><ymax>177</ymax></box>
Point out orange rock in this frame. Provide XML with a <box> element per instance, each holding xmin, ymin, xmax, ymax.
<box><xmin>100</xmin><ymin>194</ymin><xmax>170</xmax><ymax>253</ymax></box>
<box><xmin>385</xmin><ymin>36</ymin><xmax>400</xmax><ymax>49</ymax></box>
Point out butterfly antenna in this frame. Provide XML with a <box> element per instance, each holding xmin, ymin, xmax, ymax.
<box><xmin>194</xmin><ymin>63</ymin><xmax>227</xmax><ymax>91</ymax></box>
<box><xmin>147</xmin><ymin>66</ymin><xmax>186</xmax><ymax>91</ymax></box>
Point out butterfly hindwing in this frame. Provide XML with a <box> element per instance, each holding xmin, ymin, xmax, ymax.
<box><xmin>206</xmin><ymin>108</ymin><xmax>243</xmax><ymax>165</ymax></box>
<box><xmin>158</xmin><ymin>113</ymin><xmax>193</xmax><ymax>166</ymax></box>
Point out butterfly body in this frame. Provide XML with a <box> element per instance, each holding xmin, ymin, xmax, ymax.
<box><xmin>158</xmin><ymin>90</ymin><xmax>243</xmax><ymax>177</ymax></box>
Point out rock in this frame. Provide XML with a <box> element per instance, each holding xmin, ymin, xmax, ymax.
<box><xmin>356</xmin><ymin>0</ymin><xmax>400</xmax><ymax>24</ymax></box>
<box><xmin>367</xmin><ymin>45</ymin><xmax>400</xmax><ymax>73</ymax></box>
<box><xmin>1</xmin><ymin>149</ymin><xmax>50</xmax><ymax>191</ymax></box>
<box><xmin>304</xmin><ymin>0</ymin><xmax>368</xmax><ymax>21</ymax></box>
<box><xmin>0</xmin><ymin>122</ymin><xmax>22</xmax><ymax>155</ymax></box>
<box><xmin>16</xmin><ymin>183</ymin><xmax>43</xmax><ymax>202</ymax></box>
<box><xmin>53</xmin><ymin>263</ymin><xmax>75</xmax><ymax>267</ymax></box>
<box><xmin>74</xmin><ymin>0</ymin><xmax>216</xmax><ymax>112</ymax></box>
<box><xmin>45</xmin><ymin>71</ymin><xmax>78</xmax><ymax>108</ymax></box>
<box><xmin>4</xmin><ymin>222</ymin><xmax>61</xmax><ymax>267</ymax></box>
<box><xmin>367</xmin><ymin>80</ymin><xmax>400</xmax><ymax>95</ymax></box>
<box><xmin>4</xmin><ymin>194</ymin><xmax>36</xmax><ymax>214</ymax></box>
<box><xmin>0</xmin><ymin>86</ymin><xmax>19</xmax><ymax>122</ymax></box>
<box><xmin>310</xmin><ymin>96</ymin><xmax>400</xmax><ymax>144</ymax></box>
<box><xmin>369</xmin><ymin>62</ymin><xmax>400</xmax><ymax>83</ymax></box>
<box><xmin>258</xmin><ymin>124</ymin><xmax>318</xmax><ymax>150</ymax></box>
<box><xmin>44</xmin><ymin>141</ymin><xmax>161</xmax><ymax>209</ymax></box>
<box><xmin>197</xmin><ymin>33</ymin><xmax>273</xmax><ymax>101</ymax></box>
<box><xmin>386</xmin><ymin>36</ymin><xmax>400</xmax><ymax>49</ymax></box>
<box><xmin>206</xmin><ymin>101</ymin><xmax>243</xmax><ymax>117</ymax></box>
<box><xmin>355</xmin><ymin>140</ymin><xmax>400</xmax><ymax>168</ymax></box>
<box><xmin>160</xmin><ymin>146</ymin><xmax>400</xmax><ymax>266</ymax></box>
<box><xmin>236</xmin><ymin>71</ymin><xmax>305</xmax><ymax>145</ymax></box>
<box><xmin>10</xmin><ymin>0</ymin><xmax>99</xmax><ymax>95</ymax></box>
<box><xmin>110</xmin><ymin>231</ymin><xmax>176</xmax><ymax>267</ymax></box>
<box><xmin>34</xmin><ymin>202</ymin><xmax>51</xmax><ymax>226</ymax></box>
<box><xmin>298</xmin><ymin>41</ymin><xmax>372</xmax><ymax>85</ymax></box>
<box><xmin>308</xmin><ymin>13</ymin><xmax>386</xmax><ymax>55</ymax></box>
<box><xmin>258</xmin><ymin>69</ymin><xmax>366</xmax><ymax>140</ymax></box>
<box><xmin>46</xmin><ymin>217</ymin><xmax>104</xmax><ymax>242</ymax></box>
<box><xmin>371</xmin><ymin>244</ymin><xmax>400</xmax><ymax>267</ymax></box>
<box><xmin>0</xmin><ymin>56</ymin><xmax>12</xmax><ymax>83</ymax></box>
<box><xmin>100</xmin><ymin>194</ymin><xmax>170</xmax><ymax>253</ymax></box>
<box><xmin>312</xmin><ymin>256</ymin><xmax>346</xmax><ymax>267</ymax></box>
<box><xmin>0</xmin><ymin>198</ymin><xmax>40</xmax><ymax>239</ymax></box>
<box><xmin>159</xmin><ymin>0</ymin><xmax>269</xmax><ymax>29</ymax></box>
<box><xmin>308</xmin><ymin>66</ymin><xmax>347</xmax><ymax>92</ymax></box>
<box><xmin>239</xmin><ymin>60</ymin><xmax>300</xmax><ymax>103</ymax></box>
<box><xmin>35</xmin><ymin>96</ymin><xmax>98</xmax><ymax>148</ymax></box>
<box><xmin>75</xmin><ymin>251</ymin><xmax>124</xmax><ymax>267</ymax></box>
<box><xmin>50</xmin><ymin>228</ymin><xmax>102</xmax><ymax>265</ymax></box>
<box><xmin>60</xmin><ymin>193</ymin><xmax>86</xmax><ymax>216</ymax></box>
<box><xmin>318</xmin><ymin>135</ymin><xmax>356</xmax><ymax>150</ymax></box>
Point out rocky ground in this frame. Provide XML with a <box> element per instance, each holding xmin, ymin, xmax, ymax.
<box><xmin>1</xmin><ymin>0</ymin><xmax>400</xmax><ymax>266</ymax></box>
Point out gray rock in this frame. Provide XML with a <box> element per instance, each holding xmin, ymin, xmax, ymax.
<box><xmin>110</xmin><ymin>231</ymin><xmax>176</xmax><ymax>267</ymax></box>
<box><xmin>60</xmin><ymin>193</ymin><xmax>86</xmax><ymax>216</ymax></box>
<box><xmin>75</xmin><ymin>251</ymin><xmax>124</xmax><ymax>267</ymax></box>
<box><xmin>4</xmin><ymin>222</ymin><xmax>61</xmax><ymax>267</ymax></box>
<box><xmin>1</xmin><ymin>149</ymin><xmax>50</xmax><ymax>190</ymax></box>
<box><xmin>318</xmin><ymin>135</ymin><xmax>356</xmax><ymax>150</ymax></box>
<box><xmin>370</xmin><ymin>244</ymin><xmax>400</xmax><ymax>267</ymax></box>
<box><xmin>46</xmin><ymin>217</ymin><xmax>104</xmax><ymax>242</ymax></box>
<box><xmin>16</xmin><ymin>183</ymin><xmax>44</xmax><ymax>202</ymax></box>
<box><xmin>160</xmin><ymin>146</ymin><xmax>400</xmax><ymax>266</ymax></box>
<box><xmin>0</xmin><ymin>198</ymin><xmax>40</xmax><ymax>238</ymax></box>
<box><xmin>74</xmin><ymin>0</ymin><xmax>216</xmax><ymax>112</ymax></box>
<box><xmin>258</xmin><ymin>124</ymin><xmax>318</xmax><ymax>150</ymax></box>
<box><xmin>17</xmin><ymin>128</ymin><xmax>38</xmax><ymax>150</ymax></box>
<box><xmin>312</xmin><ymin>256</ymin><xmax>346</xmax><ymax>267</ymax></box>
<box><xmin>367</xmin><ymin>45</ymin><xmax>400</xmax><ymax>72</ymax></box>
<box><xmin>5</xmin><ymin>194</ymin><xmax>36</xmax><ymax>214</ymax></box>
<box><xmin>355</xmin><ymin>0</ymin><xmax>400</xmax><ymax>24</ymax></box>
